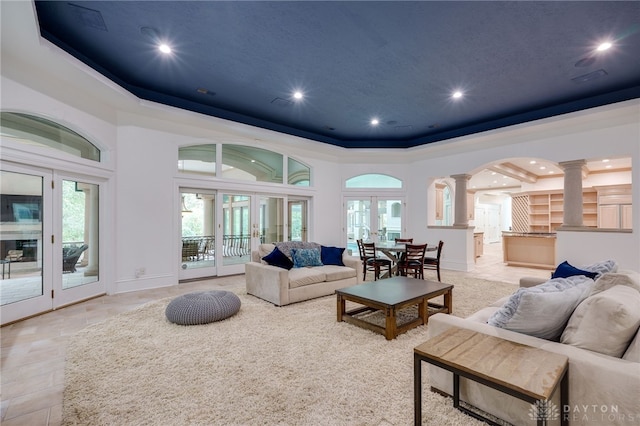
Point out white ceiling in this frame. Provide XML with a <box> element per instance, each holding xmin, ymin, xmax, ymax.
<box><xmin>468</xmin><ymin>156</ymin><xmax>632</xmax><ymax>192</ymax></box>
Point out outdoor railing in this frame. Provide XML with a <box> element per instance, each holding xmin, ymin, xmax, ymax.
<box><xmin>181</xmin><ymin>234</ymin><xmax>263</xmax><ymax>260</ymax></box>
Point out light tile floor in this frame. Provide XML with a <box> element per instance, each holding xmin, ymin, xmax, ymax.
<box><xmin>0</xmin><ymin>243</ymin><xmax>551</xmax><ymax>426</ymax></box>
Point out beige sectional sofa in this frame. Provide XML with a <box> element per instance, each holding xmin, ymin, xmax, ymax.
<box><xmin>245</xmin><ymin>242</ymin><xmax>362</xmax><ymax>306</ymax></box>
<box><xmin>426</xmin><ymin>266</ymin><xmax>640</xmax><ymax>425</ymax></box>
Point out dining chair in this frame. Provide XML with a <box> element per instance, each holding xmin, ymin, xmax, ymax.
<box><xmin>393</xmin><ymin>238</ymin><xmax>413</xmax><ymax>273</ymax></box>
<box><xmin>359</xmin><ymin>240</ymin><xmax>392</xmax><ymax>281</ymax></box>
<box><xmin>394</xmin><ymin>238</ymin><xmax>413</xmax><ymax>244</ymax></box>
<box><xmin>423</xmin><ymin>240</ymin><xmax>444</xmax><ymax>281</ymax></box>
<box><xmin>397</xmin><ymin>243</ymin><xmax>427</xmax><ymax>279</ymax></box>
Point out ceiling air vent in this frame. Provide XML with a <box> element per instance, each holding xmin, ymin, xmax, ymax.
<box><xmin>271</xmin><ymin>98</ymin><xmax>293</xmax><ymax>107</ymax></box>
<box><xmin>68</xmin><ymin>3</ymin><xmax>107</xmax><ymax>31</ymax></box>
<box><xmin>571</xmin><ymin>69</ymin><xmax>607</xmax><ymax>84</ymax></box>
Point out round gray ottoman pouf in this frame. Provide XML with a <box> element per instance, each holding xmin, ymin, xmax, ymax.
<box><xmin>165</xmin><ymin>290</ymin><xmax>241</xmax><ymax>325</ymax></box>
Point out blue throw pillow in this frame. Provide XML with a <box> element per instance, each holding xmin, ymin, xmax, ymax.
<box><xmin>290</xmin><ymin>248</ymin><xmax>323</xmax><ymax>268</ymax></box>
<box><xmin>321</xmin><ymin>246</ymin><xmax>345</xmax><ymax>266</ymax></box>
<box><xmin>262</xmin><ymin>247</ymin><xmax>293</xmax><ymax>270</ymax></box>
<box><xmin>552</xmin><ymin>261</ymin><xmax>597</xmax><ymax>280</ymax></box>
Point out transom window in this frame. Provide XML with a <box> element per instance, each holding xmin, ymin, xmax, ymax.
<box><xmin>345</xmin><ymin>174</ymin><xmax>402</xmax><ymax>189</ymax></box>
<box><xmin>178</xmin><ymin>143</ymin><xmax>310</xmax><ymax>186</ymax></box>
<box><xmin>1</xmin><ymin>112</ymin><xmax>100</xmax><ymax>161</ymax></box>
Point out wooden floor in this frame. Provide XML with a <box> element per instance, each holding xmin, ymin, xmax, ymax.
<box><xmin>0</xmin><ymin>242</ymin><xmax>550</xmax><ymax>426</ymax></box>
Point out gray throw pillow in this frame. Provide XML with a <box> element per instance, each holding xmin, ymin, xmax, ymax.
<box><xmin>487</xmin><ymin>275</ymin><xmax>594</xmax><ymax>340</ymax></box>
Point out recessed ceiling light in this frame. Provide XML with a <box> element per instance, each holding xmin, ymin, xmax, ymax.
<box><xmin>293</xmin><ymin>91</ymin><xmax>303</xmax><ymax>100</ymax></box>
<box><xmin>371</xmin><ymin>118</ymin><xmax>379</xmax><ymax>126</ymax></box>
<box><xmin>530</xmin><ymin>160</ymin><xmax>537</xmax><ymax>164</ymax></box>
<box><xmin>540</xmin><ymin>166</ymin><xmax>546</xmax><ymax>170</ymax></box>
<box><xmin>597</xmin><ymin>42</ymin><xmax>612</xmax><ymax>52</ymax></box>
<box><xmin>158</xmin><ymin>43</ymin><xmax>172</xmax><ymax>54</ymax></box>
<box><xmin>251</xmin><ymin>159</ymin><xmax>256</xmax><ymax>163</ymax></box>
<box><xmin>602</xmin><ymin>159</ymin><xmax>610</xmax><ymax>163</ymax></box>
<box><xmin>549</xmin><ymin>171</ymin><xmax>554</xmax><ymax>174</ymax></box>
<box><xmin>606</xmin><ymin>165</ymin><xmax>612</xmax><ymax>169</ymax></box>
<box><xmin>452</xmin><ymin>91</ymin><xmax>463</xmax><ymax>99</ymax></box>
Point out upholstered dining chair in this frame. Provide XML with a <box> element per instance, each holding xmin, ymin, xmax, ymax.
<box><xmin>397</xmin><ymin>243</ymin><xmax>427</xmax><ymax>279</ymax></box>
<box><xmin>423</xmin><ymin>240</ymin><xmax>444</xmax><ymax>281</ymax></box>
<box><xmin>358</xmin><ymin>240</ymin><xmax>392</xmax><ymax>281</ymax></box>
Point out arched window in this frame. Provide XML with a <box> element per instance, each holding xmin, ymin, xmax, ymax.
<box><xmin>345</xmin><ymin>174</ymin><xmax>402</xmax><ymax>188</ymax></box>
<box><xmin>1</xmin><ymin>112</ymin><xmax>100</xmax><ymax>161</ymax></box>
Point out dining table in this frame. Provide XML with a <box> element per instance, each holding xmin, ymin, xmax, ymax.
<box><xmin>376</xmin><ymin>241</ymin><xmax>436</xmax><ymax>278</ymax></box>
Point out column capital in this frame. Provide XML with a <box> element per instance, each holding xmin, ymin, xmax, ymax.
<box><xmin>558</xmin><ymin>160</ymin><xmax>588</xmax><ymax>179</ymax></box>
<box><xmin>450</xmin><ymin>173</ymin><xmax>472</xmax><ymax>181</ymax></box>
<box><xmin>558</xmin><ymin>159</ymin><xmax>587</xmax><ymax>171</ymax></box>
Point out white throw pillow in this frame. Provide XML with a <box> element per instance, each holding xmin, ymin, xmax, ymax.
<box><xmin>561</xmin><ymin>285</ymin><xmax>640</xmax><ymax>358</ymax></box>
<box><xmin>590</xmin><ymin>271</ymin><xmax>640</xmax><ymax>297</ymax></box>
<box><xmin>487</xmin><ymin>276</ymin><xmax>593</xmax><ymax>340</ymax></box>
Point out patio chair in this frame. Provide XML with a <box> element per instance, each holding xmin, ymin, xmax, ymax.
<box><xmin>5</xmin><ymin>250</ymin><xmax>23</xmax><ymax>262</ymax></box>
<box><xmin>63</xmin><ymin>244</ymin><xmax>88</xmax><ymax>273</ymax></box>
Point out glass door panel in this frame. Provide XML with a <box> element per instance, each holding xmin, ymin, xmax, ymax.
<box><xmin>61</xmin><ymin>180</ymin><xmax>98</xmax><ymax>289</ymax></box>
<box><xmin>378</xmin><ymin>199</ymin><xmax>403</xmax><ymax>242</ymax></box>
<box><xmin>288</xmin><ymin>199</ymin><xmax>308</xmax><ymax>242</ymax></box>
<box><xmin>221</xmin><ymin>194</ymin><xmax>251</xmax><ymax>271</ymax></box>
<box><xmin>258</xmin><ymin>196</ymin><xmax>284</xmax><ymax>244</ymax></box>
<box><xmin>0</xmin><ymin>167</ymin><xmax>52</xmax><ymax>324</ymax></box>
<box><xmin>55</xmin><ymin>175</ymin><xmax>105</xmax><ymax>307</ymax></box>
<box><xmin>346</xmin><ymin>199</ymin><xmax>371</xmax><ymax>255</ymax></box>
<box><xmin>180</xmin><ymin>191</ymin><xmax>216</xmax><ymax>276</ymax></box>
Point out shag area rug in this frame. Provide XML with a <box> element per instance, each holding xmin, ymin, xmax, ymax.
<box><xmin>63</xmin><ymin>273</ymin><xmax>516</xmax><ymax>425</ymax></box>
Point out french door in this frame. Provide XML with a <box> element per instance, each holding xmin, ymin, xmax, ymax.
<box><xmin>218</xmin><ymin>193</ymin><xmax>285</xmax><ymax>276</ymax></box>
<box><xmin>179</xmin><ymin>190</ymin><xmax>289</xmax><ymax>279</ymax></box>
<box><xmin>1</xmin><ymin>164</ymin><xmax>105</xmax><ymax>324</ymax></box>
<box><xmin>344</xmin><ymin>196</ymin><xmax>405</xmax><ymax>255</ymax></box>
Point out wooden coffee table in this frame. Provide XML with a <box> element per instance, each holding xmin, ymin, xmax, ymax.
<box><xmin>414</xmin><ymin>327</ymin><xmax>569</xmax><ymax>426</ymax></box>
<box><xmin>336</xmin><ymin>276</ymin><xmax>453</xmax><ymax>340</ymax></box>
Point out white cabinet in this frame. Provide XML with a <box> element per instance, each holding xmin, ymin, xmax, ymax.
<box><xmin>599</xmin><ymin>204</ymin><xmax>621</xmax><ymax>228</ymax></box>
<box><xmin>596</xmin><ymin>185</ymin><xmax>632</xmax><ymax>230</ymax></box>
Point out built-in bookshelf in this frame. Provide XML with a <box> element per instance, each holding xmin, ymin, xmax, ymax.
<box><xmin>511</xmin><ymin>189</ymin><xmax>598</xmax><ymax>233</ymax></box>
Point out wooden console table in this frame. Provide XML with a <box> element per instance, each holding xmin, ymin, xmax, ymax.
<box><xmin>414</xmin><ymin>327</ymin><xmax>568</xmax><ymax>426</ymax></box>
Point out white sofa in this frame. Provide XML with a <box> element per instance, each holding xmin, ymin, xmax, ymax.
<box><xmin>245</xmin><ymin>242</ymin><xmax>362</xmax><ymax>306</ymax></box>
<box><xmin>426</xmin><ymin>268</ymin><xmax>640</xmax><ymax>425</ymax></box>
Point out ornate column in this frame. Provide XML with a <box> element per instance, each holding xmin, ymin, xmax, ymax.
<box><xmin>452</xmin><ymin>174</ymin><xmax>471</xmax><ymax>227</ymax></box>
<box><xmin>559</xmin><ymin>159</ymin><xmax>586</xmax><ymax>228</ymax></box>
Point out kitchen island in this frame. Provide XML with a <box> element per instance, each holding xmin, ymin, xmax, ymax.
<box><xmin>502</xmin><ymin>232</ymin><xmax>556</xmax><ymax>269</ymax></box>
